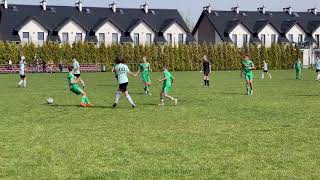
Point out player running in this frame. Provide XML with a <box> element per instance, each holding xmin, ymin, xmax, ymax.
<box><xmin>67</xmin><ymin>66</ymin><xmax>92</xmax><ymax>107</ymax></box>
<box><xmin>201</xmin><ymin>55</ymin><xmax>212</xmax><ymax>87</ymax></box>
<box><xmin>18</xmin><ymin>56</ymin><xmax>27</xmax><ymax>88</ymax></box>
<box><xmin>158</xmin><ymin>65</ymin><xmax>178</xmax><ymax>106</ymax></box>
<box><xmin>261</xmin><ymin>60</ymin><xmax>272</xmax><ymax>79</ymax></box>
<box><xmin>294</xmin><ymin>59</ymin><xmax>302</xmax><ymax>80</ymax></box>
<box><xmin>241</xmin><ymin>55</ymin><xmax>255</xmax><ymax>96</ymax></box>
<box><xmin>136</xmin><ymin>56</ymin><xmax>152</xmax><ymax>94</ymax></box>
<box><xmin>73</xmin><ymin>58</ymin><xmax>81</xmax><ymax>77</ymax></box>
<box><xmin>113</xmin><ymin>57</ymin><xmax>137</xmax><ymax>108</ymax></box>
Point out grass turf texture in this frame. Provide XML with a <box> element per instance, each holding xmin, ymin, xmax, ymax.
<box><xmin>0</xmin><ymin>70</ymin><xmax>319</xmax><ymax>179</ymax></box>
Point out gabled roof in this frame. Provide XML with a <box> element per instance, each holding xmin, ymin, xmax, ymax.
<box><xmin>127</xmin><ymin>18</ymin><xmax>157</xmax><ymax>32</ymax></box>
<box><xmin>55</xmin><ymin>17</ymin><xmax>89</xmax><ymax>31</ymax></box>
<box><xmin>93</xmin><ymin>18</ymin><xmax>124</xmax><ymax>32</ymax></box>
<box><xmin>0</xmin><ymin>4</ymin><xmax>191</xmax><ymax>42</ymax></box>
<box><xmin>15</xmin><ymin>16</ymin><xmax>50</xmax><ymax>31</ymax></box>
<box><xmin>193</xmin><ymin>10</ymin><xmax>320</xmax><ymax>43</ymax></box>
<box><xmin>159</xmin><ymin>18</ymin><xmax>190</xmax><ymax>32</ymax></box>
<box><xmin>224</xmin><ymin>20</ymin><xmax>250</xmax><ymax>33</ymax></box>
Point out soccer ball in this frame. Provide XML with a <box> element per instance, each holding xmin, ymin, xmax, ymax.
<box><xmin>47</xmin><ymin>98</ymin><xmax>54</xmax><ymax>104</ymax></box>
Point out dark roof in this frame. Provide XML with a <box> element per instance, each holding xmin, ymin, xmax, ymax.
<box><xmin>250</xmin><ymin>36</ymin><xmax>262</xmax><ymax>43</ymax></box>
<box><xmin>56</xmin><ymin>17</ymin><xmax>89</xmax><ymax>31</ymax></box>
<box><xmin>193</xmin><ymin>10</ymin><xmax>320</xmax><ymax>43</ymax></box>
<box><xmin>85</xmin><ymin>35</ymin><xmax>98</xmax><ymax>43</ymax></box>
<box><xmin>120</xmin><ymin>35</ymin><xmax>133</xmax><ymax>43</ymax></box>
<box><xmin>186</xmin><ymin>33</ymin><xmax>196</xmax><ymax>43</ymax></box>
<box><xmin>305</xmin><ymin>35</ymin><xmax>317</xmax><ymax>43</ymax></box>
<box><xmin>154</xmin><ymin>35</ymin><xmax>167</xmax><ymax>43</ymax></box>
<box><xmin>0</xmin><ymin>4</ymin><xmax>191</xmax><ymax>42</ymax></box>
<box><xmin>127</xmin><ymin>18</ymin><xmax>157</xmax><ymax>32</ymax></box>
<box><xmin>15</xmin><ymin>16</ymin><xmax>49</xmax><ymax>31</ymax></box>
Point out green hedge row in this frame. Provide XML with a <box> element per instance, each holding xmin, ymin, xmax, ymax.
<box><xmin>0</xmin><ymin>42</ymin><xmax>299</xmax><ymax>71</ymax></box>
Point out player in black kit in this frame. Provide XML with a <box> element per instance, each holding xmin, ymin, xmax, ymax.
<box><xmin>201</xmin><ymin>55</ymin><xmax>212</xmax><ymax>87</ymax></box>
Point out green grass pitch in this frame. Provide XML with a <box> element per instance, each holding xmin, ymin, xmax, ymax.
<box><xmin>0</xmin><ymin>70</ymin><xmax>320</xmax><ymax>179</ymax></box>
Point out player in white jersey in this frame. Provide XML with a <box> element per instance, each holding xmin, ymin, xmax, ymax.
<box><xmin>18</xmin><ymin>56</ymin><xmax>27</xmax><ymax>88</ymax></box>
<box><xmin>112</xmin><ymin>57</ymin><xmax>137</xmax><ymax>108</ymax></box>
<box><xmin>315</xmin><ymin>57</ymin><xmax>320</xmax><ymax>81</ymax></box>
<box><xmin>73</xmin><ymin>58</ymin><xmax>81</xmax><ymax>77</ymax></box>
<box><xmin>261</xmin><ymin>61</ymin><xmax>272</xmax><ymax>79</ymax></box>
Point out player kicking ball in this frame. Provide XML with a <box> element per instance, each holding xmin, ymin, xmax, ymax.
<box><xmin>136</xmin><ymin>56</ymin><xmax>152</xmax><ymax>95</ymax></box>
<box><xmin>67</xmin><ymin>66</ymin><xmax>92</xmax><ymax>107</ymax></box>
<box><xmin>158</xmin><ymin>65</ymin><xmax>178</xmax><ymax>106</ymax></box>
<box><xmin>113</xmin><ymin>57</ymin><xmax>137</xmax><ymax>108</ymax></box>
<box><xmin>241</xmin><ymin>55</ymin><xmax>255</xmax><ymax>96</ymax></box>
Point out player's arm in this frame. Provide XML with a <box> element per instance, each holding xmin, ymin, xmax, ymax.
<box><xmin>209</xmin><ymin>63</ymin><xmax>212</xmax><ymax>73</ymax></box>
<box><xmin>251</xmin><ymin>63</ymin><xmax>256</xmax><ymax>70</ymax></box>
<box><xmin>136</xmin><ymin>66</ymin><xmax>141</xmax><ymax>76</ymax></box>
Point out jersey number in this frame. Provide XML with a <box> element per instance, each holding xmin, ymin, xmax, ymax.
<box><xmin>118</xmin><ymin>67</ymin><xmax>126</xmax><ymax>74</ymax></box>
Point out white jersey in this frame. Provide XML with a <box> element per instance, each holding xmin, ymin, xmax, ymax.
<box><xmin>263</xmin><ymin>62</ymin><xmax>268</xmax><ymax>71</ymax></box>
<box><xmin>115</xmin><ymin>63</ymin><xmax>130</xmax><ymax>84</ymax></box>
<box><xmin>73</xmin><ymin>61</ymin><xmax>80</xmax><ymax>74</ymax></box>
<box><xmin>19</xmin><ymin>63</ymin><xmax>25</xmax><ymax>75</ymax></box>
<box><xmin>316</xmin><ymin>59</ymin><xmax>320</xmax><ymax>70</ymax></box>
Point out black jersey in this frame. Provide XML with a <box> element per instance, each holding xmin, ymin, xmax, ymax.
<box><xmin>203</xmin><ymin>60</ymin><xmax>211</xmax><ymax>72</ymax></box>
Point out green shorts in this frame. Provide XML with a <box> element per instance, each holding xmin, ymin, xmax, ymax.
<box><xmin>142</xmin><ymin>73</ymin><xmax>151</xmax><ymax>83</ymax></box>
<box><xmin>244</xmin><ymin>72</ymin><xmax>253</xmax><ymax>81</ymax></box>
<box><xmin>70</xmin><ymin>84</ymin><xmax>83</xmax><ymax>95</ymax></box>
<box><xmin>162</xmin><ymin>86</ymin><xmax>171</xmax><ymax>95</ymax></box>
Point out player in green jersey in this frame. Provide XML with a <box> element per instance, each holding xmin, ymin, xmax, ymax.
<box><xmin>113</xmin><ymin>57</ymin><xmax>137</xmax><ymax>108</ymax></box>
<box><xmin>158</xmin><ymin>65</ymin><xmax>178</xmax><ymax>106</ymax></box>
<box><xmin>67</xmin><ymin>66</ymin><xmax>92</xmax><ymax>107</ymax></box>
<box><xmin>136</xmin><ymin>56</ymin><xmax>152</xmax><ymax>94</ymax></box>
<box><xmin>241</xmin><ymin>55</ymin><xmax>255</xmax><ymax>96</ymax></box>
<box><xmin>294</xmin><ymin>59</ymin><xmax>302</xmax><ymax>80</ymax></box>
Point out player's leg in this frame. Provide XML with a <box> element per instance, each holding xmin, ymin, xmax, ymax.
<box><xmin>159</xmin><ymin>88</ymin><xmax>165</xmax><ymax>106</ymax></box>
<box><xmin>23</xmin><ymin>77</ymin><xmax>27</xmax><ymax>88</ymax></box>
<box><xmin>113</xmin><ymin>87</ymin><xmax>122</xmax><ymax>108</ymax></box>
<box><xmin>146</xmin><ymin>75</ymin><xmax>151</xmax><ymax>94</ymax></box>
<box><xmin>261</xmin><ymin>71</ymin><xmax>265</xmax><ymax>79</ymax></box>
<box><xmin>317</xmin><ymin>70</ymin><xmax>320</xmax><ymax>80</ymax></box>
<box><xmin>18</xmin><ymin>76</ymin><xmax>23</xmax><ymax>87</ymax></box>
<box><xmin>267</xmin><ymin>72</ymin><xmax>272</xmax><ymax>79</ymax></box>
<box><xmin>163</xmin><ymin>86</ymin><xmax>178</xmax><ymax>105</ymax></box>
<box><xmin>124</xmin><ymin>90</ymin><xmax>136</xmax><ymax>108</ymax></box>
<box><xmin>249</xmin><ymin>80</ymin><xmax>253</xmax><ymax>95</ymax></box>
<box><xmin>203</xmin><ymin>75</ymin><xmax>208</xmax><ymax>87</ymax></box>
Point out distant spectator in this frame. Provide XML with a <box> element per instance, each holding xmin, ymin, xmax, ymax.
<box><xmin>59</xmin><ymin>60</ymin><xmax>64</xmax><ymax>73</ymax></box>
<box><xmin>8</xmin><ymin>59</ymin><xmax>13</xmax><ymax>70</ymax></box>
<box><xmin>42</xmin><ymin>60</ymin><xmax>47</xmax><ymax>73</ymax></box>
<box><xmin>48</xmin><ymin>60</ymin><xmax>54</xmax><ymax>74</ymax></box>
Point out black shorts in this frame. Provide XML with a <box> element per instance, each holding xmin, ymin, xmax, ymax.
<box><xmin>263</xmin><ymin>70</ymin><xmax>268</xmax><ymax>73</ymax></box>
<box><xmin>119</xmin><ymin>82</ymin><xmax>128</xmax><ymax>92</ymax></box>
<box><xmin>20</xmin><ymin>75</ymin><xmax>26</xmax><ymax>78</ymax></box>
<box><xmin>316</xmin><ymin>69</ymin><xmax>320</xmax><ymax>73</ymax></box>
<box><xmin>74</xmin><ymin>74</ymin><xmax>81</xmax><ymax>77</ymax></box>
<box><xmin>204</xmin><ymin>71</ymin><xmax>210</xmax><ymax>76</ymax></box>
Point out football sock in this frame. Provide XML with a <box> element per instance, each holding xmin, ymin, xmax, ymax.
<box><xmin>204</xmin><ymin>80</ymin><xmax>206</xmax><ymax>86</ymax></box>
<box><xmin>81</xmin><ymin>96</ymin><xmax>86</xmax><ymax>103</ymax></box>
<box><xmin>126</xmin><ymin>94</ymin><xmax>135</xmax><ymax>106</ymax></box>
<box><xmin>18</xmin><ymin>80</ymin><xmax>23</xmax><ymax>86</ymax></box>
<box><xmin>207</xmin><ymin>80</ymin><xmax>210</xmax><ymax>86</ymax></box>
<box><xmin>23</xmin><ymin>80</ymin><xmax>27</xmax><ymax>88</ymax></box>
<box><xmin>115</xmin><ymin>91</ymin><xmax>121</xmax><ymax>103</ymax></box>
<box><xmin>85</xmin><ymin>97</ymin><xmax>90</xmax><ymax>104</ymax></box>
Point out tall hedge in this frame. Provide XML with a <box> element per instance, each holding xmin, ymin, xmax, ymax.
<box><xmin>0</xmin><ymin>42</ymin><xmax>299</xmax><ymax>71</ymax></box>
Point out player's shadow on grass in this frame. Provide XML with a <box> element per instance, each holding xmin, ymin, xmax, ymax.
<box><xmin>45</xmin><ymin>104</ymin><xmax>113</xmax><ymax>109</ymax></box>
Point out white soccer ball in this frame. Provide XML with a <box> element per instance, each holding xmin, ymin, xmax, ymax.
<box><xmin>47</xmin><ymin>98</ymin><xmax>54</xmax><ymax>104</ymax></box>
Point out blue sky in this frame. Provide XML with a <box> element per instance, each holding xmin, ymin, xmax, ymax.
<box><xmin>9</xmin><ymin>0</ymin><xmax>320</xmax><ymax>23</ymax></box>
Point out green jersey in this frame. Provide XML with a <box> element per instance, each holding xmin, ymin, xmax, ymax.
<box><xmin>295</xmin><ymin>61</ymin><xmax>302</xmax><ymax>69</ymax></box>
<box><xmin>115</xmin><ymin>63</ymin><xmax>130</xmax><ymax>84</ymax></box>
<box><xmin>140</xmin><ymin>63</ymin><xmax>151</xmax><ymax>74</ymax></box>
<box><xmin>67</xmin><ymin>72</ymin><xmax>76</xmax><ymax>87</ymax></box>
<box><xmin>163</xmin><ymin>70</ymin><xmax>173</xmax><ymax>87</ymax></box>
<box><xmin>243</xmin><ymin>60</ymin><xmax>254</xmax><ymax>74</ymax></box>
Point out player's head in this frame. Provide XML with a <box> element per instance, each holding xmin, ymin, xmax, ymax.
<box><xmin>163</xmin><ymin>64</ymin><xmax>168</xmax><ymax>71</ymax></box>
<box><xmin>72</xmin><ymin>58</ymin><xmax>77</xmax><ymax>62</ymax></box>
<box><xmin>203</xmin><ymin>55</ymin><xmax>207</xmax><ymax>60</ymax></box>
<box><xmin>143</xmin><ymin>56</ymin><xmax>147</xmax><ymax>63</ymax></box>
<box><xmin>68</xmin><ymin>66</ymin><xmax>74</xmax><ymax>72</ymax></box>
<box><xmin>244</xmin><ymin>55</ymin><xmax>250</xmax><ymax>60</ymax></box>
<box><xmin>120</xmin><ymin>57</ymin><xmax>126</xmax><ymax>64</ymax></box>
<box><xmin>21</xmin><ymin>55</ymin><xmax>25</xmax><ymax>60</ymax></box>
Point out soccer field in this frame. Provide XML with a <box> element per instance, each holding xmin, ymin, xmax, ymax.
<box><xmin>0</xmin><ymin>70</ymin><xmax>319</xmax><ymax>179</ymax></box>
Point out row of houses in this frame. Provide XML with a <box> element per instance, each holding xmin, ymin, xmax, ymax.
<box><xmin>1</xmin><ymin>1</ymin><xmax>320</xmax><ymax>66</ymax></box>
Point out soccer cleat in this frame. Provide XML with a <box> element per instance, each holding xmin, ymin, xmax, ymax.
<box><xmin>250</xmin><ymin>90</ymin><xmax>253</xmax><ymax>96</ymax></box>
<box><xmin>112</xmin><ymin>103</ymin><xmax>117</xmax><ymax>108</ymax></box>
<box><xmin>174</xmin><ymin>99</ymin><xmax>178</xmax><ymax>106</ymax></box>
<box><xmin>80</xmin><ymin>102</ymin><xmax>86</xmax><ymax>107</ymax></box>
<box><xmin>132</xmin><ymin>104</ymin><xmax>136</xmax><ymax>109</ymax></box>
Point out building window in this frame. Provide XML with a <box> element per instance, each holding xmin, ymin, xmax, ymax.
<box><xmin>22</xmin><ymin>32</ymin><xmax>30</xmax><ymax>44</ymax></box>
<box><xmin>298</xmin><ymin>34</ymin><xmax>303</xmax><ymax>43</ymax></box>
<box><xmin>316</xmin><ymin>34</ymin><xmax>320</xmax><ymax>47</ymax></box>
<box><xmin>112</xmin><ymin>33</ymin><xmax>118</xmax><ymax>44</ymax></box>
<box><xmin>232</xmin><ymin>34</ymin><xmax>237</xmax><ymax>46</ymax></box>
<box><xmin>145</xmin><ymin>33</ymin><xmax>152</xmax><ymax>46</ymax></box>
<box><xmin>62</xmin><ymin>33</ymin><xmax>69</xmax><ymax>44</ymax></box>
<box><xmin>37</xmin><ymin>32</ymin><xmax>44</xmax><ymax>45</ymax></box>
<box><xmin>98</xmin><ymin>33</ymin><xmax>105</xmax><ymax>45</ymax></box>
<box><xmin>261</xmin><ymin>34</ymin><xmax>266</xmax><ymax>45</ymax></box>
<box><xmin>288</xmin><ymin>34</ymin><xmax>293</xmax><ymax>42</ymax></box>
<box><xmin>178</xmin><ymin>34</ymin><xmax>184</xmax><ymax>44</ymax></box>
<box><xmin>243</xmin><ymin>34</ymin><xmax>248</xmax><ymax>46</ymax></box>
<box><xmin>271</xmin><ymin>34</ymin><xmax>277</xmax><ymax>44</ymax></box>
<box><xmin>75</xmin><ymin>33</ymin><xmax>82</xmax><ymax>43</ymax></box>
<box><xmin>167</xmin><ymin>33</ymin><xmax>173</xmax><ymax>45</ymax></box>
<box><xmin>133</xmin><ymin>33</ymin><xmax>139</xmax><ymax>46</ymax></box>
